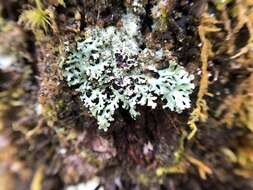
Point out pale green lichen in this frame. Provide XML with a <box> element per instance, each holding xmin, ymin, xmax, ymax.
<box><xmin>61</xmin><ymin>12</ymin><xmax>194</xmax><ymax>131</ymax></box>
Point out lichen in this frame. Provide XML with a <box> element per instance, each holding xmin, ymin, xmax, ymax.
<box><xmin>130</xmin><ymin>0</ymin><xmax>146</xmax><ymax>14</ymax></box>
<box><xmin>61</xmin><ymin>12</ymin><xmax>194</xmax><ymax>131</ymax></box>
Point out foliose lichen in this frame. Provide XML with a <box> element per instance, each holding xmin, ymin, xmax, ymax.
<box><xmin>61</xmin><ymin>12</ymin><xmax>194</xmax><ymax>131</ymax></box>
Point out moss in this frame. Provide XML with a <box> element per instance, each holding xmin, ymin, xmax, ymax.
<box><xmin>18</xmin><ymin>0</ymin><xmax>54</xmax><ymax>39</ymax></box>
<box><xmin>151</xmin><ymin>0</ymin><xmax>172</xmax><ymax>32</ymax></box>
<box><xmin>187</xmin><ymin>12</ymin><xmax>220</xmax><ymax>139</ymax></box>
<box><xmin>58</xmin><ymin>0</ymin><xmax>66</xmax><ymax>7</ymax></box>
<box><xmin>218</xmin><ymin>74</ymin><xmax>253</xmax><ymax>131</ymax></box>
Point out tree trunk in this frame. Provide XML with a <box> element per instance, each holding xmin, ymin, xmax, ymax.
<box><xmin>0</xmin><ymin>0</ymin><xmax>253</xmax><ymax>190</ymax></box>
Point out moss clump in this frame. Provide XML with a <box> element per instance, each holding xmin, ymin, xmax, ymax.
<box><xmin>18</xmin><ymin>0</ymin><xmax>52</xmax><ymax>33</ymax></box>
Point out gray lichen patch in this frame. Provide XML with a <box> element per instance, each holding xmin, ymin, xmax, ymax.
<box><xmin>61</xmin><ymin>12</ymin><xmax>194</xmax><ymax>131</ymax></box>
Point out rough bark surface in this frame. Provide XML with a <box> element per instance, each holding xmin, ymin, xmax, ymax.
<box><xmin>1</xmin><ymin>0</ymin><xmax>253</xmax><ymax>190</ymax></box>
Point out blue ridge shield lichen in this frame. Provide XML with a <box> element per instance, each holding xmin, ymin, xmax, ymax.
<box><xmin>61</xmin><ymin>12</ymin><xmax>195</xmax><ymax>131</ymax></box>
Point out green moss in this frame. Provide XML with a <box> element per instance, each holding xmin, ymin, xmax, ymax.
<box><xmin>18</xmin><ymin>0</ymin><xmax>52</xmax><ymax>33</ymax></box>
